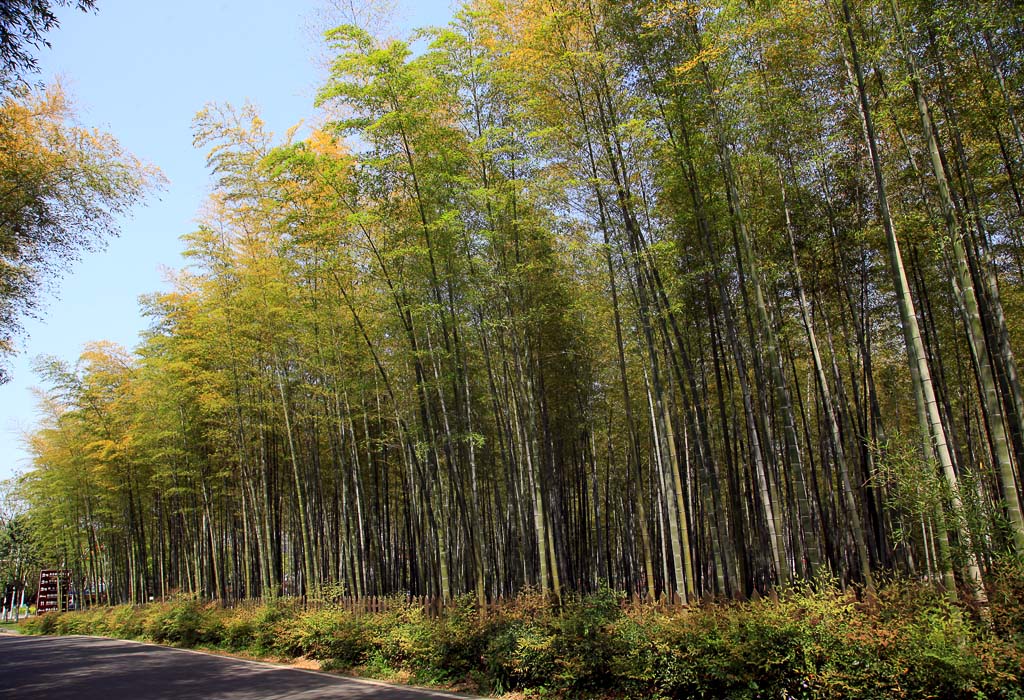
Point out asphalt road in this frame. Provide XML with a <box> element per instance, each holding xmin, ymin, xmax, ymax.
<box><xmin>0</xmin><ymin>634</ymin><xmax>479</xmax><ymax>700</ymax></box>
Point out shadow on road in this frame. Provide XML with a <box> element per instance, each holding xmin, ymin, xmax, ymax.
<box><xmin>0</xmin><ymin>635</ymin><xmax>474</xmax><ymax>700</ymax></box>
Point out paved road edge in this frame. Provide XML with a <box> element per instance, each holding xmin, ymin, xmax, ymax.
<box><xmin>4</xmin><ymin>632</ymin><xmax>487</xmax><ymax>700</ymax></box>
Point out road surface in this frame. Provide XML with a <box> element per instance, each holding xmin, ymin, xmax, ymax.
<box><xmin>0</xmin><ymin>634</ymin><xmax>479</xmax><ymax>699</ymax></box>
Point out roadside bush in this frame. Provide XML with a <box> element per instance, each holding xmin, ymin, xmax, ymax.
<box><xmin>220</xmin><ymin>605</ymin><xmax>258</xmax><ymax>652</ymax></box>
<box><xmin>147</xmin><ymin>597</ymin><xmax>222</xmax><ymax>647</ymax></box>
<box><xmin>282</xmin><ymin>607</ymin><xmax>370</xmax><ymax>666</ymax></box>
<box><xmin>249</xmin><ymin>598</ymin><xmax>301</xmax><ymax>656</ymax></box>
<box><xmin>641</xmin><ymin>604</ymin><xmax>755</xmax><ymax>699</ymax></box>
<box><xmin>900</xmin><ymin>599</ymin><xmax>993</xmax><ymax>699</ymax></box>
<box><xmin>53</xmin><ymin>606</ymin><xmax>110</xmax><ymax>636</ymax></box>
<box><xmin>21</xmin><ymin>611</ymin><xmax>58</xmax><ymax>635</ymax></box>
<box><xmin>365</xmin><ymin>600</ymin><xmax>447</xmax><ymax>681</ymax></box>
<box><xmin>551</xmin><ymin>586</ymin><xmax>627</xmax><ymax>694</ymax></box>
<box><xmin>487</xmin><ymin>618</ymin><xmax>556</xmax><ymax>690</ymax></box>
<box><xmin>481</xmin><ymin>592</ymin><xmax>558</xmax><ymax>692</ymax></box>
<box><xmin>17</xmin><ymin>574</ymin><xmax>1024</xmax><ymax>699</ymax></box>
<box><xmin>416</xmin><ymin>595</ymin><xmax>490</xmax><ymax>684</ymax></box>
<box><xmin>105</xmin><ymin>604</ymin><xmax>150</xmax><ymax>639</ymax></box>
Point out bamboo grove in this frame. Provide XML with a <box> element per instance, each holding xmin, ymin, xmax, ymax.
<box><xmin>18</xmin><ymin>0</ymin><xmax>1024</xmax><ymax>609</ymax></box>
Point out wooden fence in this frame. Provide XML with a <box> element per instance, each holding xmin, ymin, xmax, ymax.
<box><xmin>327</xmin><ymin>595</ymin><xmax>448</xmax><ymax>617</ymax></box>
<box><xmin>315</xmin><ymin>589</ymin><xmax>693</xmax><ymax>618</ymax></box>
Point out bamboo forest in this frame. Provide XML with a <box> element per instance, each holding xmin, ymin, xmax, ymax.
<box><xmin>10</xmin><ymin>0</ymin><xmax>1024</xmax><ymax>619</ymax></box>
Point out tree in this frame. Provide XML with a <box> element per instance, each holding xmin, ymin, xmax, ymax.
<box><xmin>0</xmin><ymin>82</ymin><xmax>160</xmax><ymax>381</ymax></box>
<box><xmin>0</xmin><ymin>478</ymin><xmax>41</xmax><ymax>592</ymax></box>
<box><xmin>16</xmin><ymin>0</ymin><xmax>1024</xmax><ymax>611</ymax></box>
<box><xmin>0</xmin><ymin>0</ymin><xmax>97</xmax><ymax>93</ymax></box>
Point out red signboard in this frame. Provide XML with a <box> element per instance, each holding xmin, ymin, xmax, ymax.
<box><xmin>36</xmin><ymin>569</ymin><xmax>71</xmax><ymax>613</ymax></box>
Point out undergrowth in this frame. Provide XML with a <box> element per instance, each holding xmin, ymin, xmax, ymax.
<box><xmin>19</xmin><ymin>566</ymin><xmax>1024</xmax><ymax>699</ymax></box>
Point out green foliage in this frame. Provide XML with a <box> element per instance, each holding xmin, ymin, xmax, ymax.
<box><xmin>550</xmin><ymin>586</ymin><xmax>626</xmax><ymax>693</ymax></box>
<box><xmin>105</xmin><ymin>605</ymin><xmax>150</xmax><ymax>639</ymax></box>
<box><xmin>20</xmin><ymin>611</ymin><xmax>56</xmax><ymax>635</ymax></box>
<box><xmin>278</xmin><ymin>607</ymin><xmax>370</xmax><ymax>665</ymax></box>
<box><xmin>991</xmin><ymin>559</ymin><xmax>1024</xmax><ymax>646</ymax></box>
<box><xmin>17</xmin><ymin>579</ymin><xmax>1024</xmax><ymax>699</ymax></box>
<box><xmin>221</xmin><ymin>605</ymin><xmax>258</xmax><ymax>652</ymax></box>
<box><xmin>148</xmin><ymin>597</ymin><xmax>222</xmax><ymax>647</ymax></box>
<box><xmin>0</xmin><ymin>84</ymin><xmax>160</xmax><ymax>380</ymax></box>
<box><xmin>15</xmin><ymin>0</ymin><xmax>1024</xmax><ymax>645</ymax></box>
<box><xmin>0</xmin><ymin>0</ymin><xmax>97</xmax><ymax>91</ymax></box>
<box><xmin>11</xmin><ymin>1</ymin><xmax>1024</xmax><ymax>685</ymax></box>
<box><xmin>248</xmin><ymin>598</ymin><xmax>301</xmax><ymax>656</ymax></box>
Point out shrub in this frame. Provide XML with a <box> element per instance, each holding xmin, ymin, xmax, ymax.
<box><xmin>487</xmin><ymin>618</ymin><xmax>557</xmax><ymax>691</ymax></box>
<box><xmin>900</xmin><ymin>600</ymin><xmax>988</xmax><ymax>698</ymax></box>
<box><xmin>284</xmin><ymin>607</ymin><xmax>370</xmax><ymax>666</ymax></box>
<box><xmin>54</xmin><ymin>606</ymin><xmax>108</xmax><ymax>636</ymax></box>
<box><xmin>220</xmin><ymin>605</ymin><xmax>258</xmax><ymax>652</ymax></box>
<box><xmin>411</xmin><ymin>595</ymin><xmax>489</xmax><ymax>684</ymax></box>
<box><xmin>990</xmin><ymin>559</ymin><xmax>1024</xmax><ymax>646</ymax></box>
<box><xmin>147</xmin><ymin>597</ymin><xmax>222</xmax><ymax>648</ymax></box>
<box><xmin>249</xmin><ymin>598</ymin><xmax>301</xmax><ymax>656</ymax></box>
<box><xmin>15</xmin><ymin>575</ymin><xmax>1024</xmax><ymax>699</ymax></box>
<box><xmin>366</xmin><ymin>602</ymin><xmax>443</xmax><ymax>678</ymax></box>
<box><xmin>106</xmin><ymin>604</ymin><xmax>149</xmax><ymax>639</ymax></box>
<box><xmin>21</xmin><ymin>611</ymin><xmax>58</xmax><ymax>635</ymax></box>
<box><xmin>551</xmin><ymin>586</ymin><xmax>627</xmax><ymax>694</ymax></box>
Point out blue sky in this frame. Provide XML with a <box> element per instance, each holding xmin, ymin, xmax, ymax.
<box><xmin>0</xmin><ymin>0</ymin><xmax>454</xmax><ymax>481</ymax></box>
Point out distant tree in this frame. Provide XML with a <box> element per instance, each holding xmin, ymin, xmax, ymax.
<box><xmin>0</xmin><ymin>478</ymin><xmax>40</xmax><ymax>588</ymax></box>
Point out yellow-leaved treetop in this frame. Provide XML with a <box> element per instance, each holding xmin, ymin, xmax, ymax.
<box><xmin>0</xmin><ymin>82</ymin><xmax>161</xmax><ymax>382</ymax></box>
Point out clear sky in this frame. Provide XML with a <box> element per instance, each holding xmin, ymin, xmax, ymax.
<box><xmin>0</xmin><ymin>0</ymin><xmax>454</xmax><ymax>481</ymax></box>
